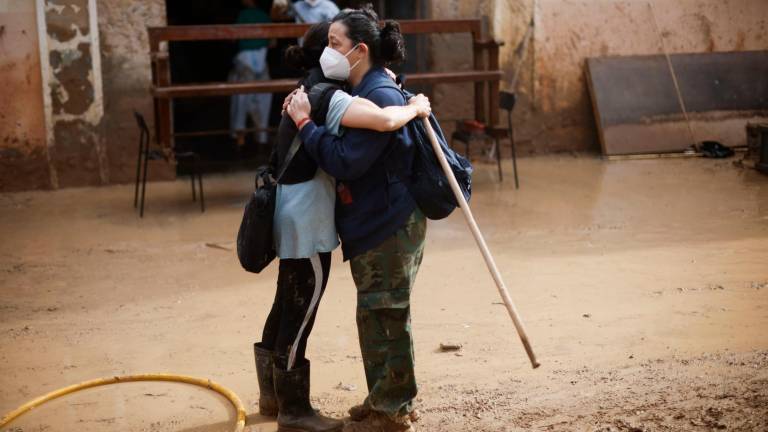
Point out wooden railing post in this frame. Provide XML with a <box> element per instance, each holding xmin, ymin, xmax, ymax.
<box><xmin>471</xmin><ymin>21</ymin><xmax>487</xmax><ymax>124</ymax></box>
<box><xmin>487</xmin><ymin>40</ymin><xmax>502</xmax><ymax>127</ymax></box>
<box><xmin>155</xmin><ymin>52</ymin><xmax>173</xmax><ymax>151</ymax></box>
<box><xmin>149</xmin><ymin>30</ymin><xmax>172</xmax><ymax>151</ymax></box>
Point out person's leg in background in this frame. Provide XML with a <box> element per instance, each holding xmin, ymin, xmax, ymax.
<box><xmin>344</xmin><ymin>210</ymin><xmax>427</xmax><ymax>432</ymax></box>
<box><xmin>229</xmin><ymin>55</ymin><xmax>251</xmax><ymax>146</ymax></box>
<box><xmin>246</xmin><ymin>47</ymin><xmax>273</xmax><ymax>145</ymax></box>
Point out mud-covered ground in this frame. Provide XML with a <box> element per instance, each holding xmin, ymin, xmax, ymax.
<box><xmin>1</xmin><ymin>156</ymin><xmax>767</xmax><ymax>431</ymax></box>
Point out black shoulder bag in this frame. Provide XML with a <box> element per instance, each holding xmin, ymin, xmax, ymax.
<box><xmin>236</xmin><ymin>136</ymin><xmax>302</xmax><ymax>273</ymax></box>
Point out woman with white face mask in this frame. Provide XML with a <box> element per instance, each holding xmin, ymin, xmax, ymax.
<box><xmin>252</xmin><ymin>20</ymin><xmax>430</xmax><ymax>432</ymax></box>
<box><xmin>285</xmin><ymin>6</ymin><xmax>427</xmax><ymax>432</ymax></box>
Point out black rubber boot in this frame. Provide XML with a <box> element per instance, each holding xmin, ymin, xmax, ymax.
<box><xmin>254</xmin><ymin>342</ymin><xmax>279</xmax><ymax>417</ymax></box>
<box><xmin>274</xmin><ymin>359</ymin><xmax>343</xmax><ymax>432</ymax></box>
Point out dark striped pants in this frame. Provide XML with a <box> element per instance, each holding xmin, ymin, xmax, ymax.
<box><xmin>261</xmin><ymin>252</ymin><xmax>332</xmax><ymax>369</ymax></box>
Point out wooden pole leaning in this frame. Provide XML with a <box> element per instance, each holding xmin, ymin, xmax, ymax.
<box><xmin>421</xmin><ymin>118</ymin><xmax>540</xmax><ymax>369</ymax></box>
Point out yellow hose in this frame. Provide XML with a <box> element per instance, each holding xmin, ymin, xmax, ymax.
<box><xmin>0</xmin><ymin>373</ymin><xmax>247</xmax><ymax>432</ymax></box>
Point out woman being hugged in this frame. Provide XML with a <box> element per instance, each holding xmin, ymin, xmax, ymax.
<box><xmin>253</xmin><ymin>20</ymin><xmax>430</xmax><ymax>432</ymax></box>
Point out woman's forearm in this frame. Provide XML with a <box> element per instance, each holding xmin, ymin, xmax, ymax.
<box><xmin>379</xmin><ymin>105</ymin><xmax>419</xmax><ymax>131</ymax></box>
<box><xmin>341</xmin><ymin>98</ymin><xmax>418</xmax><ymax>132</ymax></box>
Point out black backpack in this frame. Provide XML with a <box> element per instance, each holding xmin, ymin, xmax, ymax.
<box><xmin>404</xmin><ymin>106</ymin><xmax>473</xmax><ymax>220</ymax></box>
<box><xmin>365</xmin><ymin>81</ymin><xmax>473</xmax><ymax>220</ymax></box>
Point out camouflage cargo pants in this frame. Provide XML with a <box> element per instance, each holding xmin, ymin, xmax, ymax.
<box><xmin>349</xmin><ymin>209</ymin><xmax>427</xmax><ymax>418</ymax></box>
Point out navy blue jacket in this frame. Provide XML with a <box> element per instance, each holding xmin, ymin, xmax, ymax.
<box><xmin>299</xmin><ymin>67</ymin><xmax>416</xmax><ymax>260</ymax></box>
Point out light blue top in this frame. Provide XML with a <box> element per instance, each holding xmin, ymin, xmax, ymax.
<box><xmin>292</xmin><ymin>0</ymin><xmax>340</xmax><ymax>24</ymax></box>
<box><xmin>273</xmin><ymin>90</ymin><xmax>354</xmax><ymax>259</ymax></box>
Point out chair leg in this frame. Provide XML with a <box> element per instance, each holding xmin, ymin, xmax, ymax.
<box><xmin>507</xmin><ymin>112</ymin><xmax>520</xmax><ymax>190</ymax></box>
<box><xmin>509</xmin><ymin>133</ymin><xmax>519</xmax><ymax>190</ymax></box>
<box><xmin>198</xmin><ymin>171</ymin><xmax>205</xmax><ymax>213</ymax></box>
<box><xmin>190</xmin><ymin>173</ymin><xmax>197</xmax><ymax>202</ymax></box>
<box><xmin>134</xmin><ymin>136</ymin><xmax>143</xmax><ymax>209</ymax></box>
<box><xmin>140</xmin><ymin>148</ymin><xmax>150</xmax><ymax>218</ymax></box>
<box><xmin>495</xmin><ymin>138</ymin><xmax>503</xmax><ymax>182</ymax></box>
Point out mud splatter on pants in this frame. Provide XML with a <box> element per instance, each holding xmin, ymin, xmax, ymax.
<box><xmin>261</xmin><ymin>252</ymin><xmax>331</xmax><ymax>369</ymax></box>
<box><xmin>350</xmin><ymin>209</ymin><xmax>427</xmax><ymax>418</ymax></box>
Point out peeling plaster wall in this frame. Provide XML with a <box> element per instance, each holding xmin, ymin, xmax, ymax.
<box><xmin>2</xmin><ymin>0</ymin><xmax>169</xmax><ymax>192</ymax></box>
<box><xmin>98</xmin><ymin>0</ymin><xmax>172</xmax><ymax>183</ymax></box>
<box><xmin>429</xmin><ymin>0</ymin><xmax>768</xmax><ymax>154</ymax></box>
<box><xmin>42</xmin><ymin>0</ymin><xmax>108</xmax><ymax>188</ymax></box>
<box><xmin>0</xmin><ymin>0</ymin><xmax>50</xmax><ymax>191</ymax></box>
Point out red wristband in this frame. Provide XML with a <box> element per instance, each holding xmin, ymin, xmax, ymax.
<box><xmin>297</xmin><ymin>117</ymin><xmax>311</xmax><ymax>129</ymax></box>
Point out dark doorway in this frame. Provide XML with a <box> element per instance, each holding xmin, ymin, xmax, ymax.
<box><xmin>164</xmin><ymin>0</ymin><xmax>429</xmax><ymax>175</ymax></box>
<box><xmin>166</xmin><ymin>0</ymin><xmax>290</xmax><ymax>174</ymax></box>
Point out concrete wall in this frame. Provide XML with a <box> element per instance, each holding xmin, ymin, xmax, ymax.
<box><xmin>0</xmin><ymin>0</ymin><xmax>168</xmax><ymax>192</ymax></box>
<box><xmin>0</xmin><ymin>0</ymin><xmax>50</xmax><ymax>191</ymax></box>
<box><xmin>97</xmin><ymin>0</ymin><xmax>170</xmax><ymax>184</ymax></box>
<box><xmin>42</xmin><ymin>0</ymin><xmax>109</xmax><ymax>188</ymax></box>
<box><xmin>429</xmin><ymin>0</ymin><xmax>768</xmax><ymax>154</ymax></box>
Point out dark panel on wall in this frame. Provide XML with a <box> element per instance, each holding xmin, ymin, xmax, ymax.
<box><xmin>587</xmin><ymin>51</ymin><xmax>768</xmax><ymax>155</ymax></box>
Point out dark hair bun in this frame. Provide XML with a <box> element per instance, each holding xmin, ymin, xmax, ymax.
<box><xmin>284</xmin><ymin>45</ymin><xmax>307</xmax><ymax>70</ymax></box>
<box><xmin>358</xmin><ymin>4</ymin><xmax>379</xmax><ymax>22</ymax></box>
<box><xmin>380</xmin><ymin>20</ymin><xmax>405</xmax><ymax>64</ymax></box>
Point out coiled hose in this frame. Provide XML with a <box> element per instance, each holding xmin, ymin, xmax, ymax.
<box><xmin>0</xmin><ymin>373</ymin><xmax>246</xmax><ymax>432</ymax></box>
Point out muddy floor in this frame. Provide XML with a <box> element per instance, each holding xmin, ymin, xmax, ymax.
<box><xmin>1</xmin><ymin>156</ymin><xmax>767</xmax><ymax>431</ymax></box>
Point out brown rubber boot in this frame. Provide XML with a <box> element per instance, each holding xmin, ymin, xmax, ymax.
<box><xmin>347</xmin><ymin>404</ymin><xmax>368</xmax><ymax>421</ymax></box>
<box><xmin>254</xmin><ymin>342</ymin><xmax>279</xmax><ymax>417</ymax></box>
<box><xmin>348</xmin><ymin>404</ymin><xmax>420</xmax><ymax>423</ymax></box>
<box><xmin>343</xmin><ymin>411</ymin><xmax>414</xmax><ymax>432</ymax></box>
<box><xmin>273</xmin><ymin>360</ymin><xmax>343</xmax><ymax>432</ymax></box>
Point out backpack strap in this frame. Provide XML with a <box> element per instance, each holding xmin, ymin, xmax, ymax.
<box><xmin>274</xmin><ymin>136</ymin><xmax>302</xmax><ymax>183</ymax></box>
<box><xmin>275</xmin><ymin>81</ymin><xmax>344</xmax><ymax>182</ymax></box>
<box><xmin>358</xmin><ymin>80</ymin><xmax>408</xmax><ymax>102</ymax></box>
<box><xmin>308</xmin><ymin>82</ymin><xmax>342</xmax><ymax>125</ymax></box>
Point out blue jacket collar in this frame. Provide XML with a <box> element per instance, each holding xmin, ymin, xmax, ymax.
<box><xmin>351</xmin><ymin>67</ymin><xmax>388</xmax><ymax>96</ymax></box>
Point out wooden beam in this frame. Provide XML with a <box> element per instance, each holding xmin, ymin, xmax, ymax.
<box><xmin>151</xmin><ymin>71</ymin><xmax>504</xmax><ymax>99</ymax></box>
<box><xmin>147</xmin><ymin>19</ymin><xmax>483</xmax><ymax>49</ymax></box>
<box><xmin>408</xmin><ymin>70</ymin><xmax>502</xmax><ymax>84</ymax></box>
<box><xmin>473</xmin><ymin>39</ymin><xmax>504</xmax><ymax>49</ymax></box>
<box><xmin>149</xmin><ymin>23</ymin><xmax>311</xmax><ymax>46</ymax></box>
<box><xmin>152</xmin><ymin>79</ymin><xmax>299</xmax><ymax>98</ymax></box>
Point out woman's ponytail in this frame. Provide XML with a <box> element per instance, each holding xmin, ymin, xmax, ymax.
<box><xmin>379</xmin><ymin>20</ymin><xmax>406</xmax><ymax>65</ymax></box>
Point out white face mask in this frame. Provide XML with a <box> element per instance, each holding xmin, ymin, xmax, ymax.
<box><xmin>319</xmin><ymin>45</ymin><xmax>361</xmax><ymax>81</ymax></box>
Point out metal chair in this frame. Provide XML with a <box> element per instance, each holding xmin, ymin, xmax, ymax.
<box><xmin>133</xmin><ymin>111</ymin><xmax>204</xmax><ymax>217</ymax></box>
<box><xmin>451</xmin><ymin>120</ymin><xmax>503</xmax><ymax>182</ymax></box>
<box><xmin>499</xmin><ymin>91</ymin><xmax>520</xmax><ymax>189</ymax></box>
<box><xmin>449</xmin><ymin>92</ymin><xmax>520</xmax><ymax>188</ymax></box>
